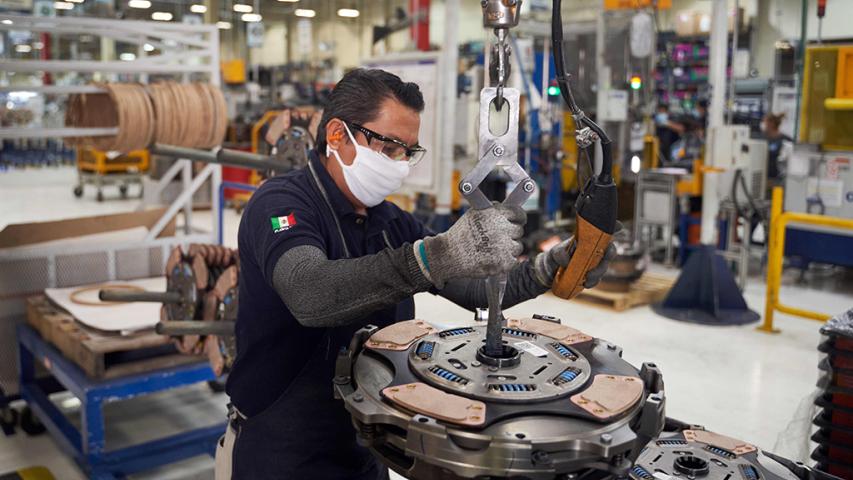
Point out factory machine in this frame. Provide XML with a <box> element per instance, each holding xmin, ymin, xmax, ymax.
<box><xmin>781</xmin><ymin>43</ymin><xmax>853</xmax><ymax>270</ymax></box>
<box><xmin>334</xmin><ymin>2</ymin><xmax>838</xmax><ymax>480</ymax></box>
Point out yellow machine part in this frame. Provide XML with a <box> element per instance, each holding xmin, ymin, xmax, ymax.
<box><xmin>451</xmin><ymin>169</ymin><xmax>462</xmax><ymax>211</ymax></box>
<box><xmin>604</xmin><ymin>0</ymin><xmax>671</xmax><ymax>9</ymax></box>
<box><xmin>561</xmin><ymin>112</ymin><xmax>578</xmax><ymax>192</ymax></box>
<box><xmin>4</xmin><ymin>466</ymin><xmax>56</xmax><ymax>480</ymax></box>
<box><xmin>77</xmin><ymin>148</ymin><xmax>149</xmax><ymax>174</ymax></box>
<box><xmin>800</xmin><ymin>45</ymin><xmax>853</xmax><ymax>150</ymax></box>
<box><xmin>221</xmin><ymin>59</ymin><xmax>247</xmax><ymax>85</ymax></box>
<box><xmin>642</xmin><ymin>135</ymin><xmax>660</xmax><ymax>170</ymax></box>
<box><xmin>837</xmin><ymin>46</ymin><xmax>853</xmax><ymax>99</ymax></box>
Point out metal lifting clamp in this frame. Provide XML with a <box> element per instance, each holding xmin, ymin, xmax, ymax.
<box><xmin>459</xmin><ymin>0</ymin><xmax>533</xmax><ymax>359</ymax></box>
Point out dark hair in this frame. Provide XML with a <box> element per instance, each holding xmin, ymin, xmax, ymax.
<box><xmin>316</xmin><ymin>68</ymin><xmax>425</xmax><ymax>155</ymax></box>
<box><xmin>765</xmin><ymin>112</ymin><xmax>785</xmax><ymax>130</ymax></box>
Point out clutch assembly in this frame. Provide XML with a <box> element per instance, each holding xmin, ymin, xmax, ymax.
<box><xmin>334</xmin><ymin>316</ymin><xmax>666</xmax><ymax>479</ymax></box>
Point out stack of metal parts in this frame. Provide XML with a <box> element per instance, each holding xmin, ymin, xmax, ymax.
<box><xmin>99</xmin><ymin>243</ymin><xmax>238</xmax><ymax>376</ymax></box>
<box><xmin>636</xmin><ymin>421</ymin><xmax>837</xmax><ymax>480</ymax></box>
<box><xmin>335</xmin><ymin>316</ymin><xmax>666</xmax><ymax>479</ymax></box>
<box><xmin>812</xmin><ymin>309</ymin><xmax>853</xmax><ymax>479</ymax></box>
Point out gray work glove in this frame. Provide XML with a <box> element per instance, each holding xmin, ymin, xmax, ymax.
<box><xmin>532</xmin><ymin>222</ymin><xmax>621</xmax><ymax>289</ymax></box>
<box><xmin>414</xmin><ymin>205</ymin><xmax>526</xmax><ymax>288</ymax></box>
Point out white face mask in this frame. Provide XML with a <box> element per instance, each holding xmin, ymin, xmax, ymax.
<box><xmin>326</xmin><ymin>123</ymin><xmax>410</xmax><ymax>207</ymax></box>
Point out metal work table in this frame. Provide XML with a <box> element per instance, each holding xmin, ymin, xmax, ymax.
<box><xmin>17</xmin><ymin>324</ymin><xmax>225</xmax><ymax>480</ymax></box>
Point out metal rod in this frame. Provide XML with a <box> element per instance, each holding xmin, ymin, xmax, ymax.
<box><xmin>484</xmin><ymin>276</ymin><xmax>506</xmax><ymax>357</ymax></box>
<box><xmin>99</xmin><ymin>289</ymin><xmax>183</xmax><ymax>304</ymax></box>
<box><xmin>156</xmin><ymin>320</ymin><xmax>235</xmax><ymax>336</ymax></box>
<box><xmin>0</xmin><ymin>59</ymin><xmax>216</xmax><ymax>74</ymax></box>
<box><xmin>0</xmin><ymin>127</ymin><xmax>119</xmax><ymax>139</ymax></box>
<box><xmin>0</xmin><ymin>85</ymin><xmax>106</xmax><ymax>94</ymax></box>
<box><xmin>150</xmin><ymin>143</ymin><xmax>289</xmax><ymax>172</ymax></box>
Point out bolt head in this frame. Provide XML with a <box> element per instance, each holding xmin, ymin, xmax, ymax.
<box><xmin>461</xmin><ymin>182</ymin><xmax>474</xmax><ymax>193</ymax></box>
<box><xmin>600</xmin><ymin>433</ymin><xmax>613</xmax><ymax>444</ymax></box>
<box><xmin>353</xmin><ymin>392</ymin><xmax>364</xmax><ymax>402</ymax></box>
<box><xmin>493</xmin><ymin>145</ymin><xmax>505</xmax><ymax>156</ymax></box>
<box><xmin>471</xmin><ymin>361</ymin><xmax>481</xmax><ymax>367</ymax></box>
<box><xmin>523</xmin><ymin>181</ymin><xmax>535</xmax><ymax>193</ymax></box>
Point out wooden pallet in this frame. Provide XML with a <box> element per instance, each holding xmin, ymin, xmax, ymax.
<box><xmin>26</xmin><ymin>295</ymin><xmax>202</xmax><ymax>379</ymax></box>
<box><xmin>574</xmin><ymin>273</ymin><xmax>676</xmax><ymax>312</ymax></box>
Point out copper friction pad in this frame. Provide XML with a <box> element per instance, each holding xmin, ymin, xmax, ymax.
<box><xmin>382</xmin><ymin>382</ymin><xmax>486</xmax><ymax>427</ymax></box>
<box><xmin>507</xmin><ymin>317</ymin><xmax>593</xmax><ymax>345</ymax></box>
<box><xmin>571</xmin><ymin>374</ymin><xmax>643</xmax><ymax>420</ymax></box>
<box><xmin>366</xmin><ymin>320</ymin><xmax>437</xmax><ymax>351</ymax></box>
<box><xmin>684</xmin><ymin>429</ymin><xmax>757</xmax><ymax>456</ymax></box>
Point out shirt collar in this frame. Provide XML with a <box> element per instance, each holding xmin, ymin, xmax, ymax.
<box><xmin>308</xmin><ymin>152</ymin><xmax>399</xmax><ymax>226</ymax></box>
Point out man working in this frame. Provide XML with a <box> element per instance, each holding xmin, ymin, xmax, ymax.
<box><xmin>216</xmin><ymin>68</ymin><xmax>614</xmax><ymax>479</ymax></box>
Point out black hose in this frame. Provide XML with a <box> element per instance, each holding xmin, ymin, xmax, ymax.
<box><xmin>551</xmin><ymin>0</ymin><xmax>613</xmax><ymax>183</ymax></box>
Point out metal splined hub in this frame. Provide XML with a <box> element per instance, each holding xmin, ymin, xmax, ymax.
<box><xmin>408</xmin><ymin>326</ymin><xmax>592</xmax><ymax>403</ymax></box>
<box><xmin>634</xmin><ymin>430</ymin><xmax>803</xmax><ymax>480</ymax></box>
<box><xmin>335</xmin><ymin>318</ymin><xmax>666</xmax><ymax>480</ymax></box>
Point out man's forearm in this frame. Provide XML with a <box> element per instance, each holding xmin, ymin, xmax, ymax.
<box><xmin>438</xmin><ymin>260</ymin><xmax>548</xmax><ymax>312</ymax></box>
<box><xmin>273</xmin><ymin>245</ymin><xmax>433</xmax><ymax>327</ymax></box>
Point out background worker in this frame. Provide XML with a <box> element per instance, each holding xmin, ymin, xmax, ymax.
<box><xmin>761</xmin><ymin>112</ymin><xmax>793</xmax><ymax>191</ymax></box>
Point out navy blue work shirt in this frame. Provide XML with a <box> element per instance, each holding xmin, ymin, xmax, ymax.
<box><xmin>226</xmin><ymin>152</ymin><xmax>428</xmax><ymax>418</ymax></box>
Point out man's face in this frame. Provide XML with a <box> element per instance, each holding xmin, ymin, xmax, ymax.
<box><xmin>324</xmin><ymin>97</ymin><xmax>421</xmax><ymax>209</ymax></box>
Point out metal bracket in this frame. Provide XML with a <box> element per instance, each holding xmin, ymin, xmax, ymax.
<box><xmin>458</xmin><ymin>87</ymin><xmax>535</xmax><ymax>358</ymax></box>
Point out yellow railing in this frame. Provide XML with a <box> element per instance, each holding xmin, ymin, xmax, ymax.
<box><xmin>759</xmin><ymin>186</ymin><xmax>853</xmax><ymax>333</ymax></box>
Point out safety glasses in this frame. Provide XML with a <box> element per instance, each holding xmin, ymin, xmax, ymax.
<box><xmin>347</xmin><ymin>122</ymin><xmax>427</xmax><ymax>166</ymax></box>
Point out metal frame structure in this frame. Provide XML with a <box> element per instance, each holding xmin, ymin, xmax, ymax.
<box><xmin>0</xmin><ymin>14</ymin><xmax>220</xmax><ymax>140</ymax></box>
<box><xmin>0</xmin><ymin>18</ymin><xmax>227</xmax><ymax>474</ymax></box>
<box><xmin>0</xmin><ymin>14</ymin><xmax>223</xmax><ymax>286</ymax></box>
<box><xmin>717</xmin><ymin>200</ymin><xmax>751</xmax><ymax>290</ymax></box>
<box><xmin>760</xmin><ymin>187</ymin><xmax>853</xmax><ymax>333</ymax></box>
<box><xmin>17</xmin><ymin>324</ymin><xmax>223</xmax><ymax>479</ymax></box>
<box><xmin>634</xmin><ymin>170</ymin><xmax>678</xmax><ymax>266</ymax></box>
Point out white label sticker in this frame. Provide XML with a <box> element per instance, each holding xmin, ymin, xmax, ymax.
<box><xmin>514</xmin><ymin>341</ymin><xmax>548</xmax><ymax>358</ymax></box>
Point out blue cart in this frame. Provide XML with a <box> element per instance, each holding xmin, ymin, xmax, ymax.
<box><xmin>17</xmin><ymin>324</ymin><xmax>226</xmax><ymax>479</ymax></box>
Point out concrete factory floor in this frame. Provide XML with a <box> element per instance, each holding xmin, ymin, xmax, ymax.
<box><xmin>1</xmin><ymin>167</ymin><xmax>851</xmax><ymax>478</ymax></box>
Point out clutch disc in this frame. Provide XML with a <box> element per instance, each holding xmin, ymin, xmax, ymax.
<box><xmin>633</xmin><ymin>428</ymin><xmax>836</xmax><ymax>480</ymax></box>
<box><xmin>334</xmin><ymin>315</ymin><xmax>666</xmax><ymax>480</ymax></box>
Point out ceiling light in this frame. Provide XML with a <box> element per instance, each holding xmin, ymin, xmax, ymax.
<box><xmin>216</xmin><ymin>21</ymin><xmax>232</xmax><ymax>29</ymax></box>
<box><xmin>67</xmin><ymin>0</ymin><xmax>84</xmax><ymax>3</ymax></box>
<box><xmin>241</xmin><ymin>13</ymin><xmax>261</xmax><ymax>22</ymax></box>
<box><xmin>294</xmin><ymin>8</ymin><xmax>314</xmax><ymax>17</ymax></box>
<box><xmin>128</xmin><ymin>0</ymin><xmax>150</xmax><ymax>8</ymax></box>
<box><xmin>337</xmin><ymin>8</ymin><xmax>359</xmax><ymax>18</ymax></box>
<box><xmin>54</xmin><ymin>1</ymin><xmax>74</xmax><ymax>9</ymax></box>
<box><xmin>32</xmin><ymin>41</ymin><xmax>44</xmax><ymax>49</ymax></box>
<box><xmin>120</xmin><ymin>52</ymin><xmax>136</xmax><ymax>61</ymax></box>
<box><xmin>1</xmin><ymin>19</ymin><xmax>13</xmax><ymax>25</ymax></box>
<box><xmin>151</xmin><ymin>11</ymin><xmax>173</xmax><ymax>20</ymax></box>
<box><xmin>232</xmin><ymin>4</ymin><xmax>252</xmax><ymax>13</ymax></box>
<box><xmin>15</xmin><ymin>44</ymin><xmax>32</xmax><ymax>53</ymax></box>
<box><xmin>143</xmin><ymin>43</ymin><xmax>155</xmax><ymax>51</ymax></box>
<box><xmin>190</xmin><ymin>4</ymin><xmax>206</xmax><ymax>13</ymax></box>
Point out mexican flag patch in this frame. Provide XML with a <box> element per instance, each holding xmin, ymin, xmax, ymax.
<box><xmin>271</xmin><ymin>213</ymin><xmax>297</xmax><ymax>233</ymax></box>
